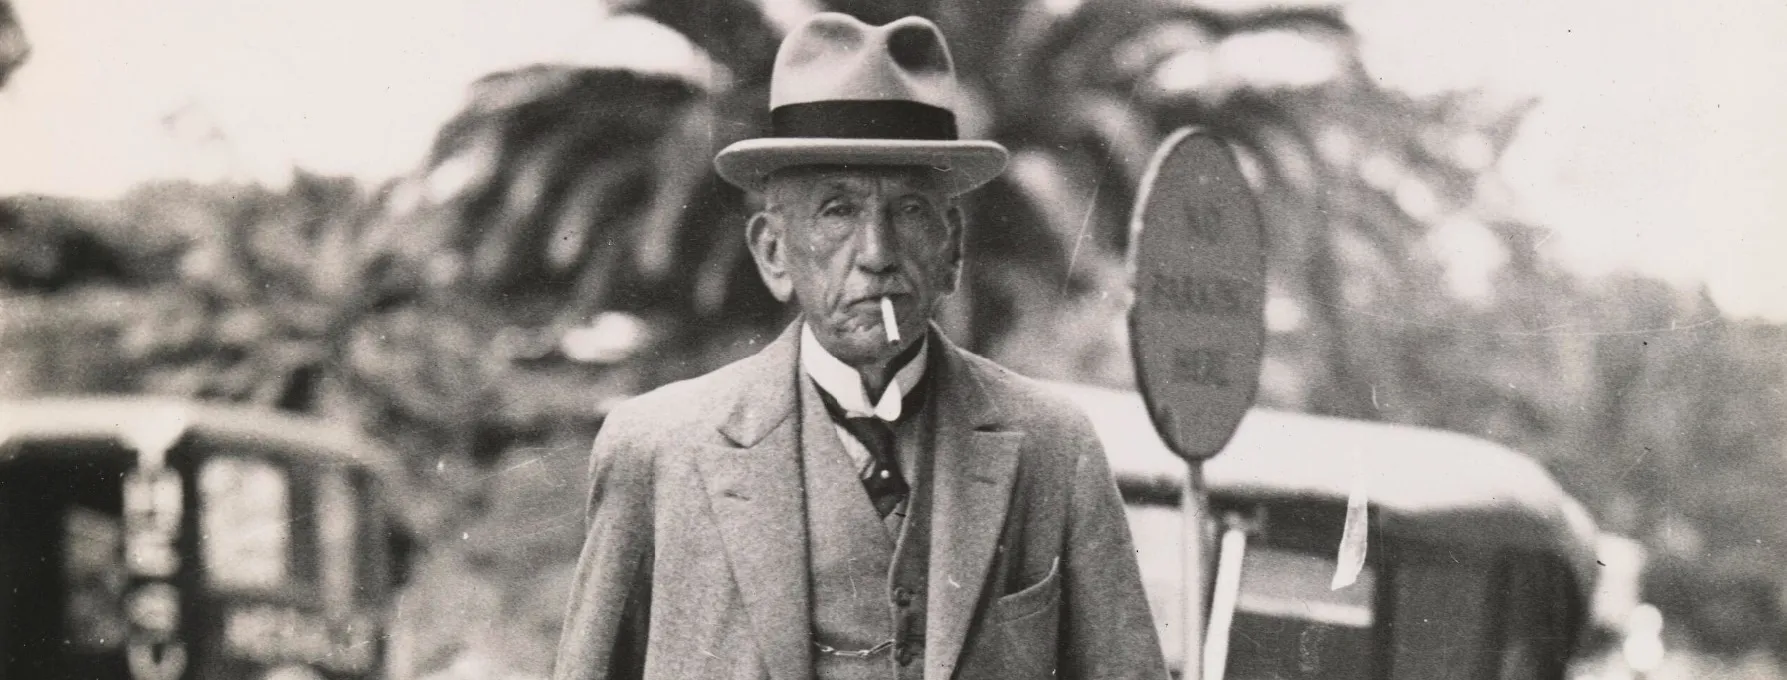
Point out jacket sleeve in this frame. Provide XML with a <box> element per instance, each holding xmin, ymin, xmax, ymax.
<box><xmin>1057</xmin><ymin>416</ymin><xmax>1172</xmax><ymax>680</ymax></box>
<box><xmin>553</xmin><ymin>410</ymin><xmax>656</xmax><ymax>680</ymax></box>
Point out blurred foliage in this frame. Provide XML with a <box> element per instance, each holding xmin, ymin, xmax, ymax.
<box><xmin>2</xmin><ymin>0</ymin><xmax>1785</xmax><ymax>675</ymax></box>
<box><xmin>0</xmin><ymin>0</ymin><xmax>27</xmax><ymax>88</ymax></box>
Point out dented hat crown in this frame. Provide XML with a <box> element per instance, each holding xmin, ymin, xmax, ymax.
<box><xmin>713</xmin><ymin>13</ymin><xmax>1008</xmax><ymax>195</ymax></box>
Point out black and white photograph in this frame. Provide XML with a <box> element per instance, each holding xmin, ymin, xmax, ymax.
<box><xmin>0</xmin><ymin>0</ymin><xmax>1782</xmax><ymax>678</ymax></box>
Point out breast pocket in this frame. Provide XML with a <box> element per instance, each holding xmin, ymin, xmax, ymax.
<box><xmin>990</xmin><ymin>558</ymin><xmax>1061</xmax><ymax>680</ymax></box>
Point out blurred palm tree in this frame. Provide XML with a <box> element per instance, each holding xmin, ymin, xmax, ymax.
<box><xmin>385</xmin><ymin>66</ymin><xmax>782</xmax><ymax>380</ymax></box>
<box><xmin>0</xmin><ymin>0</ymin><xmax>27</xmax><ymax>88</ymax></box>
<box><xmin>0</xmin><ymin>0</ymin><xmax>1551</xmax><ymax>502</ymax></box>
<box><xmin>385</xmin><ymin>0</ymin><xmax>1540</xmax><ymax>424</ymax></box>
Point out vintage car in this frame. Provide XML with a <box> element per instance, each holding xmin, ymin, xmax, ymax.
<box><xmin>1051</xmin><ymin>382</ymin><xmax>1601</xmax><ymax>680</ymax></box>
<box><xmin>0</xmin><ymin>397</ymin><xmax>410</xmax><ymax>680</ymax></box>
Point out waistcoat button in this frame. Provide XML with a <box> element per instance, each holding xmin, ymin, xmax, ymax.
<box><xmin>892</xmin><ymin>587</ymin><xmax>914</xmax><ymax>607</ymax></box>
<box><xmin>896</xmin><ymin>643</ymin><xmax>916</xmax><ymax>665</ymax></box>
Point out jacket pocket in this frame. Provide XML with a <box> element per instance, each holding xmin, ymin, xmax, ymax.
<box><xmin>993</xmin><ymin>557</ymin><xmax>1061</xmax><ymax>623</ymax></box>
<box><xmin>991</xmin><ymin>560</ymin><xmax>1062</xmax><ymax>680</ymax></box>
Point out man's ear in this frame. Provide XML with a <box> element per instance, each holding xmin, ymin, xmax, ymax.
<box><xmin>746</xmin><ymin>211</ymin><xmax>794</xmax><ymax>303</ymax></box>
<box><xmin>941</xmin><ymin>203</ymin><xmax>966</xmax><ymax>295</ymax></box>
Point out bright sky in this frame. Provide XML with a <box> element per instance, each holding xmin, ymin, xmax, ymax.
<box><xmin>1351</xmin><ymin>0</ymin><xmax>1787</xmax><ymax>321</ymax></box>
<box><xmin>1</xmin><ymin>0</ymin><xmax>1783</xmax><ymax>320</ymax></box>
<box><xmin>0</xmin><ymin>0</ymin><xmax>699</xmax><ymax>191</ymax></box>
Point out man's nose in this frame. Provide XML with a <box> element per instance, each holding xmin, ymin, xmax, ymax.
<box><xmin>854</xmin><ymin>209</ymin><xmax>900</xmax><ymax>273</ymax></box>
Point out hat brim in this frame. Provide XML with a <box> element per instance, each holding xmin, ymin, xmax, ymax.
<box><xmin>714</xmin><ymin>139</ymin><xmax>1009</xmax><ymax>196</ymax></box>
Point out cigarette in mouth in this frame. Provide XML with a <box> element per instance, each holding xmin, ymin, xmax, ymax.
<box><xmin>880</xmin><ymin>297</ymin><xmax>901</xmax><ymax>344</ymax></box>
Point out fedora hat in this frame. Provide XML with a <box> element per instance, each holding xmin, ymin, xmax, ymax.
<box><xmin>713</xmin><ymin>13</ymin><xmax>1008</xmax><ymax>196</ymax></box>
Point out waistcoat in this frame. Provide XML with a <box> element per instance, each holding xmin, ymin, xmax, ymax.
<box><xmin>800</xmin><ymin>374</ymin><xmax>933</xmax><ymax>680</ymax></box>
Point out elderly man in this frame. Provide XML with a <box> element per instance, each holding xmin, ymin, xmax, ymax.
<box><xmin>554</xmin><ymin>13</ymin><xmax>1168</xmax><ymax>680</ymax></box>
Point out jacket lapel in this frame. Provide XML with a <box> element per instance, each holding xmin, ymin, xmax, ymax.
<box><xmin>924</xmin><ymin>330</ymin><xmax>1024</xmax><ymax>680</ymax></box>
<box><xmin>695</xmin><ymin>322</ymin><xmax>813</xmax><ymax>680</ymax></box>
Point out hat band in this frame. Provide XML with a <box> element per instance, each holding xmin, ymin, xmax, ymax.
<box><xmin>770</xmin><ymin>100</ymin><xmax>958</xmax><ymax>141</ymax></box>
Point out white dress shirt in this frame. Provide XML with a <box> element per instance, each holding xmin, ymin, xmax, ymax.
<box><xmin>799</xmin><ymin>323</ymin><xmax>928</xmax><ymax>485</ymax></box>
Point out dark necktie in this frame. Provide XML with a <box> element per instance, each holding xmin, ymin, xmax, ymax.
<box><xmin>814</xmin><ymin>377</ymin><xmax>926</xmax><ymax>519</ymax></box>
<box><xmin>839</xmin><ymin>416</ymin><xmax>905</xmax><ymax>519</ymax></box>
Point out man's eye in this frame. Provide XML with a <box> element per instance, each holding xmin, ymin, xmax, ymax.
<box><xmin>821</xmin><ymin>203</ymin><xmax>859</xmax><ymax>218</ymax></box>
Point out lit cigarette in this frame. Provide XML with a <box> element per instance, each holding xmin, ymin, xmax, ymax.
<box><xmin>880</xmin><ymin>297</ymin><xmax>901</xmax><ymax>344</ymax></box>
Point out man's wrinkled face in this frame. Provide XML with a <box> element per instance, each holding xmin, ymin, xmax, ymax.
<box><xmin>746</xmin><ymin>165</ymin><xmax>963</xmax><ymax>367</ymax></box>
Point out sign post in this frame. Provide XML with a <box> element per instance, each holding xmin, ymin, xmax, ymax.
<box><xmin>1127</xmin><ymin>128</ymin><xmax>1266</xmax><ymax>680</ymax></box>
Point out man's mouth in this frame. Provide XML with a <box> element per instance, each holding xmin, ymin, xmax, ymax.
<box><xmin>848</xmin><ymin>291</ymin><xmax>909</xmax><ymax>309</ymax></box>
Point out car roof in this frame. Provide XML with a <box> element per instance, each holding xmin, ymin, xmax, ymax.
<box><xmin>1049</xmin><ymin>381</ymin><xmax>1599</xmax><ymax>588</ymax></box>
<box><xmin>0</xmin><ymin>396</ymin><xmax>404</xmax><ymax>479</ymax></box>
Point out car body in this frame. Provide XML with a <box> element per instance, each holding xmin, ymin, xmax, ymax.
<box><xmin>1051</xmin><ymin>381</ymin><xmax>1599</xmax><ymax>680</ymax></box>
<box><xmin>0</xmin><ymin>397</ymin><xmax>408</xmax><ymax>680</ymax></box>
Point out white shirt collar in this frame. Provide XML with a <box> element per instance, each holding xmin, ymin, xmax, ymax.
<box><xmin>800</xmin><ymin>323</ymin><xmax>928</xmax><ymax>422</ymax></box>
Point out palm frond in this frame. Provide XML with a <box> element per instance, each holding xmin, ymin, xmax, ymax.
<box><xmin>0</xmin><ymin>0</ymin><xmax>27</xmax><ymax>88</ymax></box>
<box><xmin>398</xmin><ymin>68</ymin><xmax>710</xmax><ymax>322</ymax></box>
<box><xmin>615</xmin><ymin>0</ymin><xmax>782</xmax><ymax>84</ymax></box>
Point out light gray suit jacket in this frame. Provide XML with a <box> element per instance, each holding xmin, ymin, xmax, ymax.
<box><xmin>553</xmin><ymin>322</ymin><xmax>1168</xmax><ymax>680</ymax></box>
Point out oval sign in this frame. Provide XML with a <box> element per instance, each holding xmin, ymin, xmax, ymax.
<box><xmin>1128</xmin><ymin>128</ymin><xmax>1266</xmax><ymax>460</ymax></box>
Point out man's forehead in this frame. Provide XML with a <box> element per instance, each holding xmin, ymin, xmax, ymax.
<box><xmin>767</xmin><ymin>165</ymin><xmax>946</xmax><ymax>195</ymax></box>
